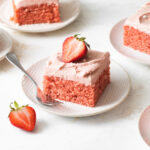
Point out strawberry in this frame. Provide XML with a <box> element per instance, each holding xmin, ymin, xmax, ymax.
<box><xmin>8</xmin><ymin>101</ymin><xmax>36</xmax><ymax>132</ymax></box>
<box><xmin>62</xmin><ymin>34</ymin><xmax>90</xmax><ymax>63</ymax></box>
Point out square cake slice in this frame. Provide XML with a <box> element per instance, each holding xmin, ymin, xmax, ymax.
<box><xmin>124</xmin><ymin>2</ymin><xmax>150</xmax><ymax>55</ymax></box>
<box><xmin>43</xmin><ymin>50</ymin><xmax>110</xmax><ymax>107</ymax></box>
<box><xmin>12</xmin><ymin>0</ymin><xmax>61</xmax><ymax>25</ymax></box>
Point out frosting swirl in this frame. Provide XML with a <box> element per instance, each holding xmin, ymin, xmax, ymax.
<box><xmin>44</xmin><ymin>50</ymin><xmax>110</xmax><ymax>85</ymax></box>
<box><xmin>13</xmin><ymin>0</ymin><xmax>58</xmax><ymax>8</ymax></box>
<box><xmin>125</xmin><ymin>2</ymin><xmax>150</xmax><ymax>34</ymax></box>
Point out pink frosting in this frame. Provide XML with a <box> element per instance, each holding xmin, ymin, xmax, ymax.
<box><xmin>13</xmin><ymin>0</ymin><xmax>59</xmax><ymax>8</ymax></box>
<box><xmin>124</xmin><ymin>2</ymin><xmax>150</xmax><ymax>34</ymax></box>
<box><xmin>44</xmin><ymin>50</ymin><xmax>110</xmax><ymax>86</ymax></box>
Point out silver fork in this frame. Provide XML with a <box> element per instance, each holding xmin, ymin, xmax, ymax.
<box><xmin>6</xmin><ymin>52</ymin><xmax>61</xmax><ymax>106</ymax></box>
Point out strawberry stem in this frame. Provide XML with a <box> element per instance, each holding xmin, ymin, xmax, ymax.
<box><xmin>74</xmin><ymin>34</ymin><xmax>91</xmax><ymax>49</ymax></box>
<box><xmin>10</xmin><ymin>102</ymin><xmax>15</xmax><ymax>111</ymax></box>
<box><xmin>14</xmin><ymin>101</ymin><xmax>19</xmax><ymax>109</ymax></box>
<box><xmin>74</xmin><ymin>34</ymin><xmax>80</xmax><ymax>38</ymax></box>
<box><xmin>9</xmin><ymin>101</ymin><xmax>28</xmax><ymax>112</ymax></box>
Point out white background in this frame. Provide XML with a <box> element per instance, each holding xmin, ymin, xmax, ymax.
<box><xmin>0</xmin><ymin>0</ymin><xmax>150</xmax><ymax>149</ymax></box>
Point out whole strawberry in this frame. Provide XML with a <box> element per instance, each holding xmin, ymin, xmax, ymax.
<box><xmin>8</xmin><ymin>101</ymin><xmax>36</xmax><ymax>131</ymax></box>
<box><xmin>62</xmin><ymin>34</ymin><xmax>90</xmax><ymax>63</ymax></box>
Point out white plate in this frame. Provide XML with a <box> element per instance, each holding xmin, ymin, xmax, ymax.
<box><xmin>0</xmin><ymin>28</ymin><xmax>12</xmax><ymax>61</ymax></box>
<box><xmin>0</xmin><ymin>0</ymin><xmax>80</xmax><ymax>33</ymax></box>
<box><xmin>110</xmin><ymin>19</ymin><xmax>150</xmax><ymax>65</ymax></box>
<box><xmin>139</xmin><ymin>106</ymin><xmax>150</xmax><ymax>147</ymax></box>
<box><xmin>22</xmin><ymin>58</ymin><xmax>130</xmax><ymax>117</ymax></box>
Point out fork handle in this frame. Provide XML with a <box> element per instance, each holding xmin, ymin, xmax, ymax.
<box><xmin>6</xmin><ymin>52</ymin><xmax>38</xmax><ymax>87</ymax></box>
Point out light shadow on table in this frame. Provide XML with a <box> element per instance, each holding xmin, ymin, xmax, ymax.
<box><xmin>33</xmin><ymin>119</ymin><xmax>49</xmax><ymax>134</ymax></box>
<box><xmin>0</xmin><ymin>58</ymin><xmax>12</xmax><ymax>72</ymax></box>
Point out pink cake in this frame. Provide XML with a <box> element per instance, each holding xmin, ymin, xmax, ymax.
<box><xmin>12</xmin><ymin>0</ymin><xmax>61</xmax><ymax>25</ymax></box>
<box><xmin>43</xmin><ymin>50</ymin><xmax>110</xmax><ymax>107</ymax></box>
<box><xmin>124</xmin><ymin>2</ymin><xmax>150</xmax><ymax>55</ymax></box>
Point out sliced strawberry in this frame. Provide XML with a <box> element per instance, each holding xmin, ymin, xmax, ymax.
<box><xmin>8</xmin><ymin>101</ymin><xmax>36</xmax><ymax>132</ymax></box>
<box><xmin>62</xmin><ymin>34</ymin><xmax>90</xmax><ymax>63</ymax></box>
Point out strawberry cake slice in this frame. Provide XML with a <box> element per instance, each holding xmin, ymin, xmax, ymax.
<box><xmin>124</xmin><ymin>2</ymin><xmax>150</xmax><ymax>55</ymax></box>
<box><xmin>12</xmin><ymin>0</ymin><xmax>61</xmax><ymax>25</ymax></box>
<box><xmin>42</xmin><ymin>35</ymin><xmax>110</xmax><ymax>107</ymax></box>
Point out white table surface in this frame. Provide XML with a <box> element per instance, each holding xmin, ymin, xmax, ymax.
<box><xmin>0</xmin><ymin>0</ymin><xmax>150</xmax><ymax>149</ymax></box>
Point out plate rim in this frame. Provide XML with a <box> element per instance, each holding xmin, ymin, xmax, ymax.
<box><xmin>0</xmin><ymin>0</ymin><xmax>80</xmax><ymax>33</ymax></box>
<box><xmin>21</xmin><ymin>57</ymin><xmax>131</xmax><ymax>117</ymax></box>
<box><xmin>139</xmin><ymin>105</ymin><xmax>150</xmax><ymax>147</ymax></box>
<box><xmin>109</xmin><ymin>18</ymin><xmax>150</xmax><ymax>65</ymax></box>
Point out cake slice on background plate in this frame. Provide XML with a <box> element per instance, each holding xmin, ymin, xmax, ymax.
<box><xmin>12</xmin><ymin>0</ymin><xmax>61</xmax><ymax>25</ymax></box>
<box><xmin>124</xmin><ymin>2</ymin><xmax>150</xmax><ymax>55</ymax></box>
<box><xmin>42</xmin><ymin>34</ymin><xmax>110</xmax><ymax>107</ymax></box>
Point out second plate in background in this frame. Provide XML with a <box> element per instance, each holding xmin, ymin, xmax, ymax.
<box><xmin>110</xmin><ymin>19</ymin><xmax>150</xmax><ymax>65</ymax></box>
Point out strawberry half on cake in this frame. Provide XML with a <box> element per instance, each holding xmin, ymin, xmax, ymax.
<box><xmin>42</xmin><ymin>35</ymin><xmax>110</xmax><ymax>107</ymax></box>
<box><xmin>124</xmin><ymin>2</ymin><xmax>150</xmax><ymax>55</ymax></box>
<box><xmin>12</xmin><ymin>0</ymin><xmax>61</xmax><ymax>25</ymax></box>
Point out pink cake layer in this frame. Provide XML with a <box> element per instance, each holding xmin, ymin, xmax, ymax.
<box><xmin>43</xmin><ymin>67</ymin><xmax>110</xmax><ymax>107</ymax></box>
<box><xmin>12</xmin><ymin>1</ymin><xmax>61</xmax><ymax>25</ymax></box>
<box><xmin>124</xmin><ymin>25</ymin><xmax>150</xmax><ymax>55</ymax></box>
